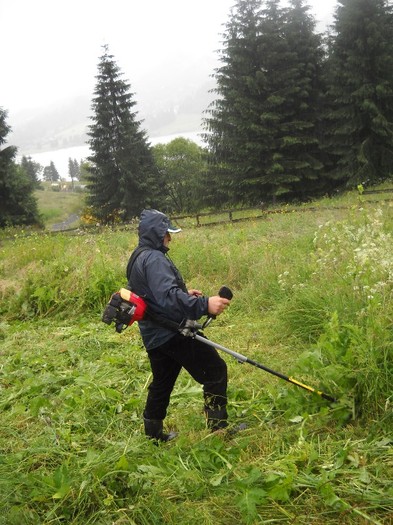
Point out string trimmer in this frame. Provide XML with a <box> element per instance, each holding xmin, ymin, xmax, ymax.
<box><xmin>102</xmin><ymin>285</ymin><xmax>337</xmax><ymax>403</ymax></box>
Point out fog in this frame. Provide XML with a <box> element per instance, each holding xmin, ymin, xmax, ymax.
<box><xmin>1</xmin><ymin>0</ymin><xmax>336</xmax><ymax>178</ymax></box>
<box><xmin>2</xmin><ymin>0</ymin><xmax>335</xmax><ymax>114</ymax></box>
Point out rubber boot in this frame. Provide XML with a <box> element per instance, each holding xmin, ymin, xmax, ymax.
<box><xmin>143</xmin><ymin>418</ymin><xmax>177</xmax><ymax>442</ymax></box>
<box><xmin>205</xmin><ymin>407</ymin><xmax>228</xmax><ymax>431</ymax></box>
<box><xmin>205</xmin><ymin>408</ymin><xmax>247</xmax><ymax>435</ymax></box>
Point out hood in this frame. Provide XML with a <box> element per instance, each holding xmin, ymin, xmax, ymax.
<box><xmin>138</xmin><ymin>209</ymin><xmax>175</xmax><ymax>251</ymax></box>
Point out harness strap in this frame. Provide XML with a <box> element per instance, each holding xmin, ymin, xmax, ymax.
<box><xmin>126</xmin><ymin>246</ymin><xmax>150</xmax><ymax>286</ymax></box>
<box><xmin>125</xmin><ymin>246</ymin><xmax>192</xmax><ymax>332</ymax></box>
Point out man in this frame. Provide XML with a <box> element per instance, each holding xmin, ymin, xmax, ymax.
<box><xmin>127</xmin><ymin>209</ymin><xmax>231</xmax><ymax>442</ymax></box>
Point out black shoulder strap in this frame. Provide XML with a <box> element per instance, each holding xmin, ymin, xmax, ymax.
<box><xmin>126</xmin><ymin>246</ymin><xmax>150</xmax><ymax>286</ymax></box>
<box><xmin>125</xmin><ymin>246</ymin><xmax>185</xmax><ymax>332</ymax></box>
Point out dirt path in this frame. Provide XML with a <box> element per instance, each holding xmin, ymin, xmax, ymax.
<box><xmin>51</xmin><ymin>213</ymin><xmax>80</xmax><ymax>231</ymax></box>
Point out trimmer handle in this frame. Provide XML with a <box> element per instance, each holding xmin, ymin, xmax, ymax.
<box><xmin>218</xmin><ymin>286</ymin><xmax>233</xmax><ymax>300</ymax></box>
<box><xmin>203</xmin><ymin>286</ymin><xmax>233</xmax><ymax>328</ymax></box>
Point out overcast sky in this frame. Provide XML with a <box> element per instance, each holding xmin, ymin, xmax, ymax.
<box><xmin>1</xmin><ymin>0</ymin><xmax>337</xmax><ymax>118</ymax></box>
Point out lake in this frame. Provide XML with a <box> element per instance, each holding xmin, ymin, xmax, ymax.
<box><xmin>24</xmin><ymin>131</ymin><xmax>204</xmax><ymax>180</ymax></box>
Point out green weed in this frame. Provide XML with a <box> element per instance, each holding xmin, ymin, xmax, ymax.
<box><xmin>0</xmin><ymin>193</ymin><xmax>392</xmax><ymax>524</ymax></box>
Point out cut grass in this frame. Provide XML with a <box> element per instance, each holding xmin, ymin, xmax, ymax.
<box><xmin>0</xmin><ymin>190</ymin><xmax>392</xmax><ymax>524</ymax></box>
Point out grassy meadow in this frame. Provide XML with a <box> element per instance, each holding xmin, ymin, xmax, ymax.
<box><xmin>0</xmin><ymin>190</ymin><xmax>392</xmax><ymax>524</ymax></box>
<box><xmin>34</xmin><ymin>185</ymin><xmax>85</xmax><ymax>229</ymax></box>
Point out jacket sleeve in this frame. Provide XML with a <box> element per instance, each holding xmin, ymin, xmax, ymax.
<box><xmin>142</xmin><ymin>251</ymin><xmax>208</xmax><ymax>322</ymax></box>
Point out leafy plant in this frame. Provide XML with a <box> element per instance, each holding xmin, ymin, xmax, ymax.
<box><xmin>1</xmin><ymin>192</ymin><xmax>393</xmax><ymax>524</ymax></box>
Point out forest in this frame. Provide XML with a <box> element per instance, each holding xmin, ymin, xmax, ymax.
<box><xmin>1</xmin><ymin>0</ymin><xmax>393</xmax><ymax>226</ymax></box>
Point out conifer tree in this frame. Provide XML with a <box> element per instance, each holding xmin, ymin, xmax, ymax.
<box><xmin>204</xmin><ymin>0</ymin><xmax>325</xmax><ymax>205</ymax></box>
<box><xmin>204</xmin><ymin>0</ymin><xmax>268</xmax><ymax>205</ymax></box>
<box><xmin>0</xmin><ymin>108</ymin><xmax>16</xmax><ymax>175</ymax></box>
<box><xmin>0</xmin><ymin>108</ymin><xmax>41</xmax><ymax>227</ymax></box>
<box><xmin>324</xmin><ymin>0</ymin><xmax>393</xmax><ymax>186</ymax></box>
<box><xmin>272</xmin><ymin>0</ymin><xmax>325</xmax><ymax>199</ymax></box>
<box><xmin>42</xmin><ymin>161</ymin><xmax>60</xmax><ymax>183</ymax></box>
<box><xmin>68</xmin><ymin>158</ymin><xmax>80</xmax><ymax>189</ymax></box>
<box><xmin>20</xmin><ymin>156</ymin><xmax>42</xmax><ymax>189</ymax></box>
<box><xmin>87</xmin><ymin>46</ymin><xmax>159</xmax><ymax>222</ymax></box>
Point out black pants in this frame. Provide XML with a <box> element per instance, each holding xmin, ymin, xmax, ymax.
<box><xmin>143</xmin><ymin>333</ymin><xmax>228</xmax><ymax>421</ymax></box>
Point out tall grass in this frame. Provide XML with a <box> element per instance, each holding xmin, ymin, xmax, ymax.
<box><xmin>34</xmin><ymin>188</ymin><xmax>85</xmax><ymax>228</ymax></box>
<box><xmin>0</xmin><ymin>195</ymin><xmax>392</xmax><ymax>524</ymax></box>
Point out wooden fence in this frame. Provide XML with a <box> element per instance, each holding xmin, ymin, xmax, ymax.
<box><xmin>171</xmin><ymin>188</ymin><xmax>393</xmax><ymax>228</ymax></box>
<box><xmin>2</xmin><ymin>188</ymin><xmax>393</xmax><ymax>241</ymax></box>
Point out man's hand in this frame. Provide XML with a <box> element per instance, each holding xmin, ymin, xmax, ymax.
<box><xmin>208</xmin><ymin>296</ymin><xmax>230</xmax><ymax>316</ymax></box>
<box><xmin>188</xmin><ymin>289</ymin><xmax>203</xmax><ymax>297</ymax></box>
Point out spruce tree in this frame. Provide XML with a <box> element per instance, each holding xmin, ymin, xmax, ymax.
<box><xmin>204</xmin><ymin>0</ymin><xmax>269</xmax><ymax>205</ymax></box>
<box><xmin>42</xmin><ymin>161</ymin><xmax>60</xmax><ymax>183</ymax></box>
<box><xmin>324</xmin><ymin>0</ymin><xmax>393</xmax><ymax>186</ymax></box>
<box><xmin>0</xmin><ymin>108</ymin><xmax>41</xmax><ymax>227</ymax></box>
<box><xmin>204</xmin><ymin>0</ymin><xmax>325</xmax><ymax>205</ymax></box>
<box><xmin>68</xmin><ymin>158</ymin><xmax>80</xmax><ymax>189</ymax></box>
<box><xmin>87</xmin><ymin>46</ymin><xmax>159</xmax><ymax>222</ymax></box>
<box><xmin>20</xmin><ymin>156</ymin><xmax>42</xmax><ymax>189</ymax></box>
<box><xmin>253</xmin><ymin>0</ymin><xmax>302</xmax><ymax>202</ymax></box>
<box><xmin>272</xmin><ymin>0</ymin><xmax>325</xmax><ymax>200</ymax></box>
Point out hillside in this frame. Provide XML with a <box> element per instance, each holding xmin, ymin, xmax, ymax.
<box><xmin>0</xmin><ymin>189</ymin><xmax>392</xmax><ymax>524</ymax></box>
<box><xmin>9</xmin><ymin>61</ymin><xmax>217</xmax><ymax>156</ymax></box>
<box><xmin>34</xmin><ymin>185</ymin><xmax>85</xmax><ymax>230</ymax></box>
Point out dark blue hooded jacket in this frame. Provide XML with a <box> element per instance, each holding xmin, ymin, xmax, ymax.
<box><xmin>127</xmin><ymin>209</ymin><xmax>209</xmax><ymax>350</ymax></box>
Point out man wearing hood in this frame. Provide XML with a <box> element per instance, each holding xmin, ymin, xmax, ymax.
<box><xmin>127</xmin><ymin>209</ymin><xmax>231</xmax><ymax>441</ymax></box>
